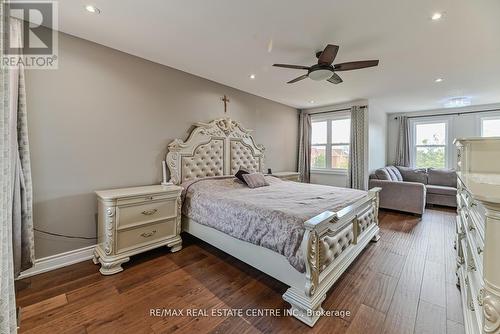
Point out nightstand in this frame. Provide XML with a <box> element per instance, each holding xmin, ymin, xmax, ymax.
<box><xmin>93</xmin><ymin>185</ymin><xmax>182</xmax><ymax>275</ymax></box>
<box><xmin>268</xmin><ymin>172</ymin><xmax>300</xmax><ymax>182</ymax></box>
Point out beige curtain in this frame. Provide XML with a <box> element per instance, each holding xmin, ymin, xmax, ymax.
<box><xmin>1</xmin><ymin>2</ymin><xmax>18</xmax><ymax>333</ymax></box>
<box><xmin>395</xmin><ymin>116</ymin><xmax>411</xmax><ymax>166</ymax></box>
<box><xmin>298</xmin><ymin>110</ymin><xmax>311</xmax><ymax>183</ymax></box>
<box><xmin>348</xmin><ymin>106</ymin><xmax>367</xmax><ymax>190</ymax></box>
<box><xmin>10</xmin><ymin>18</ymin><xmax>34</xmax><ymax>277</ymax></box>
<box><xmin>1</xmin><ymin>13</ymin><xmax>35</xmax><ymax>333</ymax></box>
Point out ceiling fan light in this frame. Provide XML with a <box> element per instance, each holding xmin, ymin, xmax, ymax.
<box><xmin>309</xmin><ymin>69</ymin><xmax>333</xmax><ymax>81</ymax></box>
<box><xmin>85</xmin><ymin>5</ymin><xmax>101</xmax><ymax>14</ymax></box>
<box><xmin>431</xmin><ymin>12</ymin><xmax>443</xmax><ymax>21</ymax></box>
<box><xmin>445</xmin><ymin>97</ymin><xmax>471</xmax><ymax>108</ymax></box>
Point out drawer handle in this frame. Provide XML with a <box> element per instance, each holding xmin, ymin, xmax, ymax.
<box><xmin>140</xmin><ymin>230</ymin><xmax>157</xmax><ymax>238</ymax></box>
<box><xmin>477</xmin><ymin>247</ymin><xmax>483</xmax><ymax>255</ymax></box>
<box><xmin>471</xmin><ymin>202</ymin><xmax>477</xmax><ymax>207</ymax></box>
<box><xmin>141</xmin><ymin>209</ymin><xmax>158</xmax><ymax>216</ymax></box>
<box><xmin>469</xmin><ymin>224</ymin><xmax>475</xmax><ymax>231</ymax></box>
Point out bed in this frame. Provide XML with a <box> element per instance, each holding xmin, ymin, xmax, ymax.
<box><xmin>166</xmin><ymin>118</ymin><xmax>381</xmax><ymax>326</ymax></box>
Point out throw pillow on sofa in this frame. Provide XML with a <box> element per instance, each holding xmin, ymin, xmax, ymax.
<box><xmin>387</xmin><ymin>166</ymin><xmax>403</xmax><ymax>181</ymax></box>
<box><xmin>374</xmin><ymin>168</ymin><xmax>392</xmax><ymax>180</ymax></box>
<box><xmin>396</xmin><ymin>166</ymin><xmax>428</xmax><ymax>184</ymax></box>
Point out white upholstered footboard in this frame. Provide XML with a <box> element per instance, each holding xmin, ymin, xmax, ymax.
<box><xmin>183</xmin><ymin>187</ymin><xmax>381</xmax><ymax>327</ymax></box>
<box><xmin>282</xmin><ymin>187</ymin><xmax>381</xmax><ymax>326</ymax></box>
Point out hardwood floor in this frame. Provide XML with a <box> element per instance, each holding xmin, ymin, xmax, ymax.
<box><xmin>15</xmin><ymin>208</ymin><xmax>464</xmax><ymax>334</ymax></box>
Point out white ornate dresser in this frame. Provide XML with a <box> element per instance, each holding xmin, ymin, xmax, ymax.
<box><xmin>93</xmin><ymin>185</ymin><xmax>182</xmax><ymax>275</ymax></box>
<box><xmin>455</xmin><ymin>137</ymin><xmax>500</xmax><ymax>334</ymax></box>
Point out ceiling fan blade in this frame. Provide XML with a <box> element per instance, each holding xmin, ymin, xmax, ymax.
<box><xmin>318</xmin><ymin>44</ymin><xmax>339</xmax><ymax>65</ymax></box>
<box><xmin>327</xmin><ymin>73</ymin><xmax>343</xmax><ymax>84</ymax></box>
<box><xmin>273</xmin><ymin>64</ymin><xmax>310</xmax><ymax>70</ymax></box>
<box><xmin>333</xmin><ymin>60</ymin><xmax>379</xmax><ymax>71</ymax></box>
<box><xmin>287</xmin><ymin>74</ymin><xmax>308</xmax><ymax>84</ymax></box>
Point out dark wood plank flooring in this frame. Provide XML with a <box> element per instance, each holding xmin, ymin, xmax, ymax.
<box><xmin>15</xmin><ymin>208</ymin><xmax>464</xmax><ymax>334</ymax></box>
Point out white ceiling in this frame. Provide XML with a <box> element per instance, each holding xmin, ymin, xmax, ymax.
<box><xmin>20</xmin><ymin>0</ymin><xmax>500</xmax><ymax>112</ymax></box>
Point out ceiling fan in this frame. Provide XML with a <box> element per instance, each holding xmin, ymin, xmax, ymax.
<box><xmin>273</xmin><ymin>44</ymin><xmax>379</xmax><ymax>84</ymax></box>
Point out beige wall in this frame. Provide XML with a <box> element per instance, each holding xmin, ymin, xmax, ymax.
<box><xmin>27</xmin><ymin>31</ymin><xmax>299</xmax><ymax>258</ymax></box>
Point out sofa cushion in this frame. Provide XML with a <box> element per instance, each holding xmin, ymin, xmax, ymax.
<box><xmin>426</xmin><ymin>184</ymin><xmax>457</xmax><ymax>196</ymax></box>
<box><xmin>387</xmin><ymin>166</ymin><xmax>403</xmax><ymax>181</ymax></box>
<box><xmin>427</xmin><ymin>168</ymin><xmax>457</xmax><ymax>188</ymax></box>
<box><xmin>397</xmin><ymin>166</ymin><xmax>428</xmax><ymax>184</ymax></box>
<box><xmin>374</xmin><ymin>168</ymin><xmax>392</xmax><ymax>180</ymax></box>
<box><xmin>426</xmin><ymin>193</ymin><xmax>457</xmax><ymax>207</ymax></box>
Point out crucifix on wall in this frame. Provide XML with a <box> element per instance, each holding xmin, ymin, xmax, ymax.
<box><xmin>221</xmin><ymin>95</ymin><xmax>230</xmax><ymax>114</ymax></box>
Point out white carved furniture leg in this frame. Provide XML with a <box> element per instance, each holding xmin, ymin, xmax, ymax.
<box><xmin>371</xmin><ymin>191</ymin><xmax>381</xmax><ymax>242</ymax></box>
<box><xmin>282</xmin><ymin>224</ymin><xmax>323</xmax><ymax>326</ymax></box>
<box><xmin>168</xmin><ymin>238</ymin><xmax>182</xmax><ymax>253</ymax></box>
<box><xmin>169</xmin><ymin>197</ymin><xmax>183</xmax><ymax>253</ymax></box>
<box><xmin>98</xmin><ymin>256</ymin><xmax>130</xmax><ymax>275</ymax></box>
<box><xmin>92</xmin><ymin>249</ymin><xmax>100</xmax><ymax>265</ymax></box>
<box><xmin>455</xmin><ymin>215</ymin><xmax>465</xmax><ymax>288</ymax></box>
<box><xmin>283</xmin><ymin>288</ymin><xmax>327</xmax><ymax>327</ymax></box>
<box><xmin>482</xmin><ymin>203</ymin><xmax>500</xmax><ymax>334</ymax></box>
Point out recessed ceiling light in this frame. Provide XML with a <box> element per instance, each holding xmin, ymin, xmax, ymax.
<box><xmin>435</xmin><ymin>78</ymin><xmax>444</xmax><ymax>83</ymax></box>
<box><xmin>431</xmin><ymin>12</ymin><xmax>443</xmax><ymax>21</ymax></box>
<box><xmin>249</xmin><ymin>74</ymin><xmax>256</xmax><ymax>79</ymax></box>
<box><xmin>85</xmin><ymin>5</ymin><xmax>101</xmax><ymax>14</ymax></box>
<box><xmin>309</xmin><ymin>100</ymin><xmax>315</xmax><ymax>104</ymax></box>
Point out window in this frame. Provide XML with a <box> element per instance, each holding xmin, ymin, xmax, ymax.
<box><xmin>411</xmin><ymin>120</ymin><xmax>448</xmax><ymax>168</ymax></box>
<box><xmin>311</xmin><ymin>114</ymin><xmax>350</xmax><ymax>171</ymax></box>
<box><xmin>481</xmin><ymin>116</ymin><xmax>500</xmax><ymax>137</ymax></box>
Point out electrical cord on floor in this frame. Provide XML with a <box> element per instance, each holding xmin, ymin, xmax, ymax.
<box><xmin>34</xmin><ymin>228</ymin><xmax>97</xmax><ymax>240</ymax></box>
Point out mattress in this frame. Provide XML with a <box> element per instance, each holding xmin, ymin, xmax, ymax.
<box><xmin>181</xmin><ymin>176</ymin><xmax>367</xmax><ymax>272</ymax></box>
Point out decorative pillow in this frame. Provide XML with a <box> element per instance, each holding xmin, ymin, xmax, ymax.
<box><xmin>235</xmin><ymin>168</ymin><xmax>250</xmax><ymax>185</ymax></box>
<box><xmin>396</xmin><ymin>166</ymin><xmax>428</xmax><ymax>184</ymax></box>
<box><xmin>387</xmin><ymin>166</ymin><xmax>403</xmax><ymax>181</ymax></box>
<box><xmin>374</xmin><ymin>168</ymin><xmax>391</xmax><ymax>180</ymax></box>
<box><xmin>428</xmin><ymin>168</ymin><xmax>457</xmax><ymax>187</ymax></box>
<box><xmin>385</xmin><ymin>167</ymin><xmax>398</xmax><ymax>181</ymax></box>
<box><xmin>242</xmin><ymin>173</ymin><xmax>269</xmax><ymax>188</ymax></box>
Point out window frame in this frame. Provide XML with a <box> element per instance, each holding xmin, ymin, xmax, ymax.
<box><xmin>311</xmin><ymin>112</ymin><xmax>351</xmax><ymax>174</ymax></box>
<box><xmin>479</xmin><ymin>114</ymin><xmax>500</xmax><ymax>137</ymax></box>
<box><xmin>410</xmin><ymin>117</ymin><xmax>451</xmax><ymax>169</ymax></box>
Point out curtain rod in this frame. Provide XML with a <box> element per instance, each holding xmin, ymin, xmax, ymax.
<box><xmin>309</xmin><ymin>105</ymin><xmax>368</xmax><ymax>116</ymax></box>
<box><xmin>393</xmin><ymin>108</ymin><xmax>500</xmax><ymax>120</ymax></box>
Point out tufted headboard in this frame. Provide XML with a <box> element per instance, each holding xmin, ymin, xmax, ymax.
<box><xmin>166</xmin><ymin>118</ymin><xmax>265</xmax><ymax>185</ymax></box>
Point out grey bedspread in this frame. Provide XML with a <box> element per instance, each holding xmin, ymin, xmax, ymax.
<box><xmin>181</xmin><ymin>176</ymin><xmax>366</xmax><ymax>272</ymax></box>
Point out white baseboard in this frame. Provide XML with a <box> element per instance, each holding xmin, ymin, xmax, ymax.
<box><xmin>17</xmin><ymin>244</ymin><xmax>96</xmax><ymax>280</ymax></box>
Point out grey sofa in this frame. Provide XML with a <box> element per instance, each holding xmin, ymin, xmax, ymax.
<box><xmin>368</xmin><ymin>166</ymin><xmax>457</xmax><ymax>215</ymax></box>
